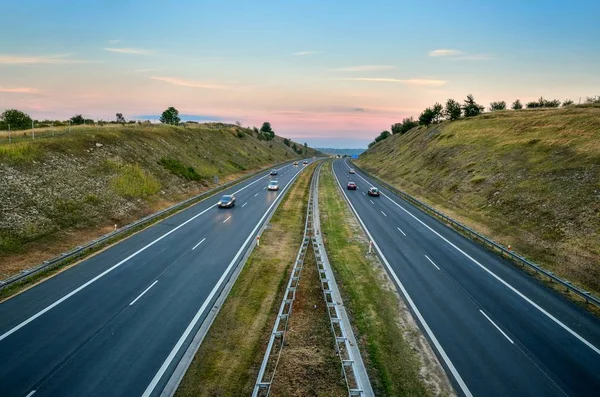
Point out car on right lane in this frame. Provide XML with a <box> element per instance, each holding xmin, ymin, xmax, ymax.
<box><xmin>347</xmin><ymin>182</ymin><xmax>357</xmax><ymax>190</ymax></box>
<box><xmin>268</xmin><ymin>180</ymin><xmax>279</xmax><ymax>191</ymax></box>
<box><xmin>367</xmin><ymin>187</ymin><xmax>380</xmax><ymax>197</ymax></box>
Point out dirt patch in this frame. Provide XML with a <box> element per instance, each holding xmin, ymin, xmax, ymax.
<box><xmin>270</xmin><ymin>243</ymin><xmax>347</xmax><ymax>396</ymax></box>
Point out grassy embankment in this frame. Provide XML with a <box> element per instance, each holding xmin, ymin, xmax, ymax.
<box><xmin>176</xmin><ymin>164</ymin><xmax>341</xmax><ymax>396</ymax></box>
<box><xmin>319</xmin><ymin>163</ymin><xmax>454</xmax><ymax>396</ymax></box>
<box><xmin>357</xmin><ymin>105</ymin><xmax>600</xmax><ymax>298</ymax></box>
<box><xmin>0</xmin><ymin>122</ymin><xmax>318</xmax><ymax>279</ymax></box>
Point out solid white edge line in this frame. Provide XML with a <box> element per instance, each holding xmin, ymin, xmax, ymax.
<box><xmin>331</xmin><ymin>160</ymin><xmax>473</xmax><ymax>397</ymax></box>
<box><xmin>223</xmin><ymin>216</ymin><xmax>232</xmax><ymax>224</ymax></box>
<box><xmin>141</xmin><ymin>164</ymin><xmax>306</xmax><ymax>397</ymax></box>
<box><xmin>0</xmin><ymin>164</ymin><xmax>292</xmax><ymax>343</ymax></box>
<box><xmin>345</xmin><ymin>160</ymin><xmax>600</xmax><ymax>356</ymax></box>
<box><xmin>397</xmin><ymin>227</ymin><xmax>407</xmax><ymax>236</ymax></box>
<box><xmin>129</xmin><ymin>280</ymin><xmax>159</xmax><ymax>306</ymax></box>
<box><xmin>424</xmin><ymin>255</ymin><xmax>441</xmax><ymax>270</ymax></box>
<box><xmin>480</xmin><ymin>310</ymin><xmax>515</xmax><ymax>344</ymax></box>
<box><xmin>381</xmin><ymin>211</ymin><xmax>387</xmax><ymax>217</ymax></box>
<box><xmin>25</xmin><ymin>391</ymin><xmax>36</xmax><ymax>397</ymax></box>
<box><xmin>192</xmin><ymin>238</ymin><xmax>206</xmax><ymax>251</ymax></box>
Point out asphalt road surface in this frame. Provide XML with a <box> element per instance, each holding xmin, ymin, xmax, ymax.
<box><xmin>333</xmin><ymin>159</ymin><xmax>600</xmax><ymax>397</ymax></box>
<box><xmin>0</xmin><ymin>160</ymin><xmax>314</xmax><ymax>397</ymax></box>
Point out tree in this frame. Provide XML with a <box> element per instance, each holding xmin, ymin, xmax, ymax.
<box><xmin>444</xmin><ymin>99</ymin><xmax>462</xmax><ymax>120</ymax></box>
<box><xmin>391</xmin><ymin>117</ymin><xmax>418</xmax><ymax>134</ymax></box>
<box><xmin>303</xmin><ymin>142</ymin><xmax>308</xmax><ymax>154</ymax></box>
<box><xmin>511</xmin><ymin>99</ymin><xmax>523</xmax><ymax>110</ymax></box>
<box><xmin>0</xmin><ymin>109</ymin><xmax>33</xmax><ymax>130</ymax></box>
<box><xmin>260</xmin><ymin>122</ymin><xmax>275</xmax><ymax>140</ymax></box>
<box><xmin>432</xmin><ymin>102</ymin><xmax>444</xmax><ymax>123</ymax></box>
<box><xmin>70</xmin><ymin>114</ymin><xmax>85</xmax><ymax>125</ymax></box>
<box><xmin>419</xmin><ymin>107</ymin><xmax>435</xmax><ymax>126</ymax></box>
<box><xmin>160</xmin><ymin>106</ymin><xmax>181</xmax><ymax>125</ymax></box>
<box><xmin>562</xmin><ymin>99</ymin><xmax>574</xmax><ymax>107</ymax></box>
<box><xmin>462</xmin><ymin>94</ymin><xmax>484</xmax><ymax>117</ymax></box>
<box><xmin>585</xmin><ymin>95</ymin><xmax>600</xmax><ymax>104</ymax></box>
<box><xmin>116</xmin><ymin>113</ymin><xmax>126</xmax><ymax>123</ymax></box>
<box><xmin>374</xmin><ymin>130</ymin><xmax>391</xmax><ymax>143</ymax></box>
<box><xmin>489</xmin><ymin>101</ymin><xmax>507</xmax><ymax>111</ymax></box>
<box><xmin>283</xmin><ymin>138</ymin><xmax>291</xmax><ymax>147</ymax></box>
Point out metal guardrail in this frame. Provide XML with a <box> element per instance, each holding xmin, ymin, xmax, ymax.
<box><xmin>252</xmin><ymin>164</ymin><xmax>317</xmax><ymax>397</ymax></box>
<box><xmin>0</xmin><ymin>160</ymin><xmax>298</xmax><ymax>291</ymax></box>
<box><xmin>310</xmin><ymin>163</ymin><xmax>373</xmax><ymax>396</ymax></box>
<box><xmin>348</xmin><ymin>160</ymin><xmax>600</xmax><ymax>308</ymax></box>
<box><xmin>253</xmin><ymin>162</ymin><xmax>373</xmax><ymax>397</ymax></box>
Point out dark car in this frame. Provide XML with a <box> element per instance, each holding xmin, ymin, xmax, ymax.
<box><xmin>270</xmin><ymin>169</ymin><xmax>278</xmax><ymax>175</ymax></box>
<box><xmin>303</xmin><ymin>160</ymin><xmax>308</xmax><ymax>165</ymax></box>
<box><xmin>347</xmin><ymin>182</ymin><xmax>357</xmax><ymax>190</ymax></box>
<box><xmin>217</xmin><ymin>194</ymin><xmax>236</xmax><ymax>208</ymax></box>
<box><xmin>367</xmin><ymin>187</ymin><xmax>380</xmax><ymax>197</ymax></box>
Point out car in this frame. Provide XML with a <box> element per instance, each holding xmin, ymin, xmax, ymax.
<box><xmin>349</xmin><ymin>169</ymin><xmax>356</xmax><ymax>174</ymax></box>
<box><xmin>268</xmin><ymin>180</ymin><xmax>279</xmax><ymax>191</ymax></box>
<box><xmin>303</xmin><ymin>160</ymin><xmax>308</xmax><ymax>165</ymax></box>
<box><xmin>217</xmin><ymin>194</ymin><xmax>236</xmax><ymax>208</ymax></box>
<box><xmin>293</xmin><ymin>161</ymin><xmax>299</xmax><ymax>166</ymax></box>
<box><xmin>347</xmin><ymin>182</ymin><xmax>357</xmax><ymax>190</ymax></box>
<box><xmin>270</xmin><ymin>169</ymin><xmax>278</xmax><ymax>175</ymax></box>
<box><xmin>367</xmin><ymin>187</ymin><xmax>380</xmax><ymax>197</ymax></box>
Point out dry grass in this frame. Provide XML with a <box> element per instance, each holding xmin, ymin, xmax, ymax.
<box><xmin>319</xmin><ymin>164</ymin><xmax>454</xmax><ymax>396</ymax></box>
<box><xmin>269</xmin><ymin>242</ymin><xmax>348</xmax><ymax>396</ymax></box>
<box><xmin>357</xmin><ymin>105</ymin><xmax>600</xmax><ymax>297</ymax></box>
<box><xmin>175</xmin><ymin>165</ymin><xmax>314</xmax><ymax>396</ymax></box>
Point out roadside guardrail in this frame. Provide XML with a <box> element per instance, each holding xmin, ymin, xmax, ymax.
<box><xmin>0</xmin><ymin>160</ymin><xmax>299</xmax><ymax>291</ymax></box>
<box><xmin>348</xmin><ymin>160</ymin><xmax>600</xmax><ymax>308</ymax></box>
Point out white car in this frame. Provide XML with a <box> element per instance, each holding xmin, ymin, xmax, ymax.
<box><xmin>268</xmin><ymin>181</ymin><xmax>279</xmax><ymax>191</ymax></box>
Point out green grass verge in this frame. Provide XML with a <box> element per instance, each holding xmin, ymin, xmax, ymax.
<box><xmin>175</xmin><ymin>165</ymin><xmax>315</xmax><ymax>396</ymax></box>
<box><xmin>319</xmin><ymin>163</ymin><xmax>435</xmax><ymax>396</ymax></box>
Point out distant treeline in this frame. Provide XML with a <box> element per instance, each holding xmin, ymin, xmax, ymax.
<box><xmin>369</xmin><ymin>95</ymin><xmax>600</xmax><ymax>148</ymax></box>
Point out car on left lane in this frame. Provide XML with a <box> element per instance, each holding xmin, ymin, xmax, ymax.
<box><xmin>217</xmin><ymin>194</ymin><xmax>236</xmax><ymax>208</ymax></box>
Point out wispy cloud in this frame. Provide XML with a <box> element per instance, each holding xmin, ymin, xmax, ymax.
<box><xmin>151</xmin><ymin>76</ymin><xmax>227</xmax><ymax>89</ymax></box>
<box><xmin>429</xmin><ymin>49</ymin><xmax>494</xmax><ymax>61</ymax></box>
<box><xmin>451</xmin><ymin>54</ymin><xmax>495</xmax><ymax>61</ymax></box>
<box><xmin>429</xmin><ymin>49</ymin><xmax>462</xmax><ymax>57</ymax></box>
<box><xmin>329</xmin><ymin>65</ymin><xmax>396</xmax><ymax>72</ymax></box>
<box><xmin>0</xmin><ymin>86</ymin><xmax>39</xmax><ymax>94</ymax></box>
<box><xmin>336</xmin><ymin>77</ymin><xmax>447</xmax><ymax>86</ymax></box>
<box><xmin>293</xmin><ymin>51</ymin><xmax>319</xmax><ymax>56</ymax></box>
<box><xmin>103</xmin><ymin>47</ymin><xmax>154</xmax><ymax>55</ymax></box>
<box><xmin>0</xmin><ymin>54</ymin><xmax>90</xmax><ymax>65</ymax></box>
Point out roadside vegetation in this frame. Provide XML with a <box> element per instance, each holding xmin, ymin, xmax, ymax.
<box><xmin>0</xmin><ymin>118</ymin><xmax>319</xmax><ymax>280</ymax></box>
<box><xmin>358</xmin><ymin>105</ymin><xmax>600</xmax><ymax>298</ymax></box>
<box><xmin>319</xmin><ymin>164</ymin><xmax>455</xmax><ymax>396</ymax></box>
<box><xmin>175</xmin><ymin>165</ymin><xmax>315</xmax><ymax>396</ymax></box>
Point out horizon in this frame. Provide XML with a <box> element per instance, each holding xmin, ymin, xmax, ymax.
<box><xmin>1</xmin><ymin>0</ymin><xmax>599</xmax><ymax>148</ymax></box>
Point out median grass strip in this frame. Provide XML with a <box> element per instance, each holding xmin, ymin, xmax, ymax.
<box><xmin>319</xmin><ymin>163</ymin><xmax>455</xmax><ymax>396</ymax></box>
<box><xmin>269</xmin><ymin>242</ymin><xmax>348</xmax><ymax>396</ymax></box>
<box><xmin>175</xmin><ymin>165</ymin><xmax>314</xmax><ymax>396</ymax></box>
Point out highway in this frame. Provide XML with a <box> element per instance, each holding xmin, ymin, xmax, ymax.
<box><xmin>0</xmin><ymin>160</ymin><xmax>313</xmax><ymax>397</ymax></box>
<box><xmin>332</xmin><ymin>159</ymin><xmax>600</xmax><ymax>397</ymax></box>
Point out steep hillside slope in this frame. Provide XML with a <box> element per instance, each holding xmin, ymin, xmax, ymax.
<box><xmin>0</xmin><ymin>123</ymin><xmax>318</xmax><ymax>275</ymax></box>
<box><xmin>357</xmin><ymin>105</ymin><xmax>600</xmax><ymax>296</ymax></box>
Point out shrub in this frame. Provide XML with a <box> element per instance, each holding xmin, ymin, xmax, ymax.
<box><xmin>489</xmin><ymin>101</ymin><xmax>507</xmax><ymax>111</ymax></box>
<box><xmin>511</xmin><ymin>99</ymin><xmax>523</xmax><ymax>110</ymax></box>
<box><xmin>159</xmin><ymin>158</ymin><xmax>204</xmax><ymax>181</ymax></box>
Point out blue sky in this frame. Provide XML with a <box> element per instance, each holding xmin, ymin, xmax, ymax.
<box><xmin>1</xmin><ymin>0</ymin><xmax>599</xmax><ymax>148</ymax></box>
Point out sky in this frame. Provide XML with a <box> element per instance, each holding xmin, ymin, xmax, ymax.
<box><xmin>1</xmin><ymin>0</ymin><xmax>599</xmax><ymax>148</ymax></box>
